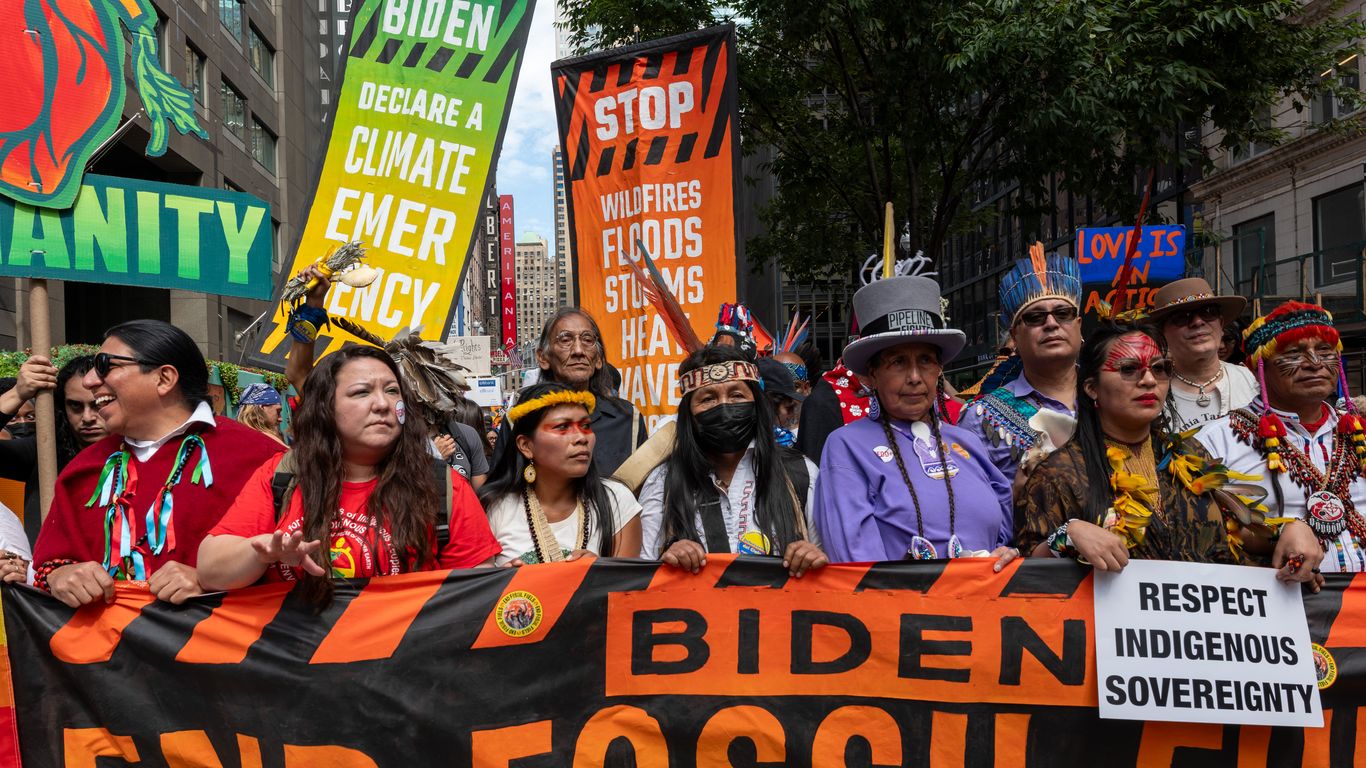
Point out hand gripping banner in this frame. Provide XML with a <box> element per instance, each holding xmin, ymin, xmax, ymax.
<box><xmin>258</xmin><ymin>0</ymin><xmax>535</xmax><ymax>362</ymax></box>
<box><xmin>553</xmin><ymin>26</ymin><xmax>742</xmax><ymax>431</ymax></box>
<box><xmin>2</xmin><ymin>558</ymin><xmax>1364</xmax><ymax>767</ymax></box>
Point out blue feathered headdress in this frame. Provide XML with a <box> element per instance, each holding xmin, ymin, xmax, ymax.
<box><xmin>997</xmin><ymin>242</ymin><xmax>1082</xmax><ymax>331</ymax></box>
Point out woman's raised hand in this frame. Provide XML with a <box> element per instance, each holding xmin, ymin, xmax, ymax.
<box><xmin>250</xmin><ymin>531</ymin><xmax>326</xmax><ymax>576</ymax></box>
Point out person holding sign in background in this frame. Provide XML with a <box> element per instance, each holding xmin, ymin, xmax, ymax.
<box><xmin>1196</xmin><ymin>301</ymin><xmax>1366</xmax><ymax>574</ymax></box>
<box><xmin>1017</xmin><ymin>323</ymin><xmax>1322</xmax><ymax>587</ymax></box>
<box><xmin>814</xmin><ymin>271</ymin><xmax>1017</xmax><ymax>567</ymax></box>
<box><xmin>479</xmin><ymin>382</ymin><xmax>641</xmax><ymax>566</ymax></box>
<box><xmin>491</xmin><ymin>309</ymin><xmax>647</xmax><ymax>476</ymax></box>
<box><xmin>1147</xmin><ymin>278</ymin><xmax>1258</xmax><ymax>432</ymax></box>
<box><xmin>638</xmin><ymin>345</ymin><xmax>825</xmax><ymax>576</ymax></box>
<box><xmin>33</xmin><ymin>322</ymin><xmax>285</xmax><ymax>607</ymax></box>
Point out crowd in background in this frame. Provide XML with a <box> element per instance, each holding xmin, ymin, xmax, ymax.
<box><xmin>0</xmin><ymin>245</ymin><xmax>1360</xmax><ymax>612</ymax></box>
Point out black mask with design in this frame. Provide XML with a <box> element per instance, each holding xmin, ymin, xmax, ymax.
<box><xmin>5</xmin><ymin>422</ymin><xmax>34</xmax><ymax>440</ymax></box>
<box><xmin>693</xmin><ymin>402</ymin><xmax>758</xmax><ymax>453</ymax></box>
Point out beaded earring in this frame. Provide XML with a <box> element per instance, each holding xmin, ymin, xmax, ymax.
<box><xmin>1255</xmin><ymin>359</ymin><xmax>1285</xmax><ymax>472</ymax></box>
<box><xmin>523</xmin><ymin>462</ymin><xmax>537</xmax><ymax>484</ymax></box>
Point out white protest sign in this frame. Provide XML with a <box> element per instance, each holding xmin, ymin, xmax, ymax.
<box><xmin>1095</xmin><ymin>560</ymin><xmax>1321</xmax><ymax>727</ymax></box>
<box><xmin>444</xmin><ymin>335</ymin><xmax>492</xmax><ymax>376</ymax></box>
<box><xmin>467</xmin><ymin>377</ymin><xmax>504</xmax><ymax>408</ymax></box>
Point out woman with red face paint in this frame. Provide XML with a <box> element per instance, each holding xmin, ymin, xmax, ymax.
<box><xmin>478</xmin><ymin>382</ymin><xmax>641</xmax><ymax>565</ymax></box>
<box><xmin>198</xmin><ymin>346</ymin><xmax>500</xmax><ymax>606</ymax></box>
<box><xmin>1016</xmin><ymin>323</ymin><xmax>1322</xmax><ymax>576</ymax></box>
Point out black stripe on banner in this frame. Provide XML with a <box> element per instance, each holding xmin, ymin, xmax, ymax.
<box><xmin>571</xmin><ymin>123</ymin><xmax>590</xmax><ymax>181</ymax></box>
<box><xmin>483</xmin><ymin>39</ymin><xmax>518</xmax><ymax>83</ymax></box>
<box><xmin>713</xmin><ymin>558</ymin><xmax>791</xmax><ymax>589</ymax></box>
<box><xmin>675</xmin><ymin>133</ymin><xmax>698</xmax><ymax>163</ymax></box>
<box><xmin>377</xmin><ymin>38</ymin><xmax>403</xmax><ymax>65</ymax></box>
<box><xmin>616</xmin><ymin>61</ymin><xmax>635</xmax><ymax>87</ymax></box>
<box><xmin>621</xmin><ymin>138</ymin><xmax>638</xmax><ymax>171</ymax></box>
<box><xmin>426</xmin><ymin>46</ymin><xmax>455</xmax><ymax>72</ymax></box>
<box><xmin>854</xmin><ymin>560</ymin><xmax>947</xmax><ymax>592</ymax></box>
<box><xmin>590</xmin><ymin>65</ymin><xmax>608</xmax><ymax>92</ymax></box>
<box><xmin>644</xmin><ymin>136</ymin><xmax>668</xmax><ymax>165</ymax></box>
<box><xmin>701</xmin><ymin>41</ymin><xmax>721</xmax><ymax>109</ymax></box>
<box><xmin>1303</xmin><ymin>573</ymin><xmax>1352</xmax><ymax>646</ymax></box>
<box><xmin>457</xmin><ymin>53</ymin><xmax>482</xmax><ymax>79</ymax></box>
<box><xmin>673</xmin><ymin>49</ymin><xmax>691</xmax><ymax>76</ymax></box>
<box><xmin>704</xmin><ymin>101</ymin><xmax>729</xmax><ymax>159</ymax></box>
<box><xmin>498</xmin><ymin>0</ymin><xmax>517</xmax><ymax>26</ymax></box>
<box><xmin>998</xmin><ymin>559</ymin><xmax>1091</xmax><ymax>598</ymax></box>
<box><xmin>596</xmin><ymin>146</ymin><xmax>616</xmax><ymax>177</ymax></box>
<box><xmin>241</xmin><ymin>582</ymin><xmax>358</xmax><ymax>668</ymax></box>
<box><xmin>402</xmin><ymin>42</ymin><xmax>427</xmax><ymax>68</ymax></box>
<box><xmin>349</xmin><ymin>12</ymin><xmax>381</xmax><ymax>59</ymax></box>
<box><xmin>642</xmin><ymin>53</ymin><xmax>663</xmax><ymax>79</ymax></box>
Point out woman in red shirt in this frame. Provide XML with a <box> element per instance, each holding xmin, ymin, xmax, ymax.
<box><xmin>198</xmin><ymin>346</ymin><xmax>499</xmax><ymax>605</ymax></box>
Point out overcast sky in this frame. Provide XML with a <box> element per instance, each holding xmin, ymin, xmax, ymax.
<box><xmin>497</xmin><ymin>1</ymin><xmax>559</xmax><ymax>244</ymax></box>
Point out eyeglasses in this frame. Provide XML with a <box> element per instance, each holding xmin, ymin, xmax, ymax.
<box><xmin>1018</xmin><ymin>306</ymin><xmax>1079</xmax><ymax>327</ymax></box>
<box><xmin>93</xmin><ymin>353</ymin><xmax>153</xmax><ymax>378</ymax></box>
<box><xmin>1103</xmin><ymin>359</ymin><xmax>1175</xmax><ymax>382</ymax></box>
<box><xmin>1167</xmin><ymin>304</ymin><xmax>1222</xmax><ymax>327</ymax></box>
<box><xmin>552</xmin><ymin>331</ymin><xmax>599</xmax><ymax>350</ymax></box>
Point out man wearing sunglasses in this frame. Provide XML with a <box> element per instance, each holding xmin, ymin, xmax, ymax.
<box><xmin>960</xmin><ymin>244</ymin><xmax>1083</xmax><ymax>485</ymax></box>
<box><xmin>1147</xmin><ymin>278</ymin><xmax>1257</xmax><ymax>432</ymax></box>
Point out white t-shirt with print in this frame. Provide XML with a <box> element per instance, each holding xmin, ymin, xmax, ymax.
<box><xmin>486</xmin><ymin>479</ymin><xmax>641</xmax><ymax>566</ymax></box>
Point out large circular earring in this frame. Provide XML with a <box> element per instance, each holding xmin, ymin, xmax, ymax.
<box><xmin>523</xmin><ymin>462</ymin><xmax>537</xmax><ymax>484</ymax></box>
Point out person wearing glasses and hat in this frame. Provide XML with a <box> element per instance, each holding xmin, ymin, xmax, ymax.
<box><xmin>1147</xmin><ymin>278</ymin><xmax>1257</xmax><ymax>432</ymax></box>
<box><xmin>814</xmin><ymin>271</ymin><xmax>1018</xmax><ymax>566</ymax></box>
<box><xmin>959</xmin><ymin>244</ymin><xmax>1082</xmax><ymax>487</ymax></box>
<box><xmin>32</xmin><ymin>320</ymin><xmax>285</xmax><ymax>607</ymax></box>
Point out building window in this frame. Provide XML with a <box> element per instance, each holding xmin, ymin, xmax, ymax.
<box><xmin>1313</xmin><ymin>55</ymin><xmax>1361</xmax><ymax>124</ymax></box>
<box><xmin>1232</xmin><ymin>214</ymin><xmax>1276</xmax><ymax>296</ymax></box>
<box><xmin>220</xmin><ymin>80</ymin><xmax>246</xmax><ymax>141</ymax></box>
<box><xmin>1313</xmin><ymin>184</ymin><xmax>1365</xmax><ymax>287</ymax></box>
<box><xmin>251</xmin><ymin>119</ymin><xmax>278</xmax><ymax>174</ymax></box>
<box><xmin>218</xmin><ymin>0</ymin><xmax>242</xmax><ymax>38</ymax></box>
<box><xmin>248</xmin><ymin>26</ymin><xmax>275</xmax><ymax>87</ymax></box>
<box><xmin>184</xmin><ymin>43</ymin><xmax>206</xmax><ymax>106</ymax></box>
<box><xmin>1231</xmin><ymin>106</ymin><xmax>1272</xmax><ymax>164</ymax></box>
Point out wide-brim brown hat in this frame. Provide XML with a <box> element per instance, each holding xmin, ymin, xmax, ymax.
<box><xmin>1145</xmin><ymin>277</ymin><xmax>1246</xmax><ymax>325</ymax></box>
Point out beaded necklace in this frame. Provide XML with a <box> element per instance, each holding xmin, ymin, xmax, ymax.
<box><xmin>521</xmin><ymin>489</ymin><xmax>588</xmax><ymax>563</ymax></box>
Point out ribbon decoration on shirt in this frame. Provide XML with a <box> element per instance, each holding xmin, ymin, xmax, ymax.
<box><xmin>86</xmin><ymin>449</ymin><xmax>144</xmax><ymax>580</ymax></box>
<box><xmin>145</xmin><ymin>434</ymin><xmax>214</xmax><ymax>557</ymax></box>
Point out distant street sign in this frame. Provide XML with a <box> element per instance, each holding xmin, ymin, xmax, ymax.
<box><xmin>490</xmin><ymin>349</ymin><xmax>510</xmax><ymax>366</ymax></box>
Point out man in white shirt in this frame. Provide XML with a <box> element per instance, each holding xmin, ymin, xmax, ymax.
<box><xmin>1148</xmin><ymin>278</ymin><xmax>1258</xmax><ymax>432</ymax></box>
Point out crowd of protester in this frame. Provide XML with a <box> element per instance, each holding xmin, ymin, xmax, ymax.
<box><xmin>0</xmin><ymin>245</ymin><xmax>1356</xmax><ymax>612</ymax></box>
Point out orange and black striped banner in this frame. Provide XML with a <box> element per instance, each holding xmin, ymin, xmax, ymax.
<box><xmin>1</xmin><ymin>557</ymin><xmax>1363</xmax><ymax>767</ymax></box>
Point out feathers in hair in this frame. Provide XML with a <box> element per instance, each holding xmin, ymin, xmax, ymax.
<box><xmin>279</xmin><ymin>241</ymin><xmax>377</xmax><ymax>306</ymax></box>
<box><xmin>1110</xmin><ymin>168</ymin><xmax>1157</xmax><ymax>315</ymax></box>
<box><xmin>780</xmin><ymin>312</ymin><xmax>810</xmax><ymax>354</ymax></box>
<box><xmin>628</xmin><ymin>240</ymin><xmax>703</xmax><ymax>353</ymax></box>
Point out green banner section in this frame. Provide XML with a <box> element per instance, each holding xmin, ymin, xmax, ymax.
<box><xmin>0</xmin><ymin>174</ymin><xmax>273</xmax><ymax>300</ymax></box>
<box><xmin>258</xmin><ymin>0</ymin><xmax>536</xmax><ymax>360</ymax></box>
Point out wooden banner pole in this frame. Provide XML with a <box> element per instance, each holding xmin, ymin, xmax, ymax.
<box><xmin>28</xmin><ymin>278</ymin><xmax>57</xmax><ymax>522</ymax></box>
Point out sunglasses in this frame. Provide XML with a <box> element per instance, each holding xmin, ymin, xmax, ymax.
<box><xmin>1018</xmin><ymin>306</ymin><xmax>1079</xmax><ymax>327</ymax></box>
<box><xmin>1104</xmin><ymin>359</ymin><xmax>1175</xmax><ymax>382</ymax></box>
<box><xmin>1167</xmin><ymin>304</ymin><xmax>1222</xmax><ymax>327</ymax></box>
<box><xmin>93</xmin><ymin>352</ymin><xmax>153</xmax><ymax>378</ymax></box>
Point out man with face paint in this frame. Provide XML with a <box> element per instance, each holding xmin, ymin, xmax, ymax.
<box><xmin>636</xmin><ymin>345</ymin><xmax>827</xmax><ymax>577</ymax></box>
<box><xmin>1196</xmin><ymin>301</ymin><xmax>1366</xmax><ymax>573</ymax></box>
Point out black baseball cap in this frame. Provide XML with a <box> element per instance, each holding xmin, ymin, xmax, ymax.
<box><xmin>757</xmin><ymin>357</ymin><xmax>806</xmax><ymax>402</ymax></box>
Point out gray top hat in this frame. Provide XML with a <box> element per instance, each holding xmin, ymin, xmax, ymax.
<box><xmin>842</xmin><ymin>276</ymin><xmax>966</xmax><ymax>375</ymax></box>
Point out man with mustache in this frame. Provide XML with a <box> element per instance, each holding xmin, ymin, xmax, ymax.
<box><xmin>1196</xmin><ymin>302</ymin><xmax>1365</xmax><ymax>573</ymax></box>
<box><xmin>1147</xmin><ymin>278</ymin><xmax>1257</xmax><ymax>432</ymax></box>
<box><xmin>491</xmin><ymin>309</ymin><xmax>647</xmax><ymax>476</ymax></box>
<box><xmin>959</xmin><ymin>244</ymin><xmax>1082</xmax><ymax>485</ymax></box>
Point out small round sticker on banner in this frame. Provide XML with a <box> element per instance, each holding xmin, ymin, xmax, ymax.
<box><xmin>494</xmin><ymin>590</ymin><xmax>543</xmax><ymax>637</ymax></box>
<box><xmin>1311</xmin><ymin>643</ymin><xmax>1338</xmax><ymax>690</ymax></box>
<box><xmin>1306</xmin><ymin>491</ymin><xmax>1348</xmax><ymax>538</ymax></box>
<box><xmin>736</xmin><ymin>530</ymin><xmax>772</xmax><ymax>555</ymax></box>
<box><xmin>873</xmin><ymin>445</ymin><xmax>894</xmax><ymax>463</ymax></box>
<box><xmin>394</xmin><ymin>399</ymin><xmax>407</xmax><ymax>426</ymax></box>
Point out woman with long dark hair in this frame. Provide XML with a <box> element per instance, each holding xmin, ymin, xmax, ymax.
<box><xmin>638</xmin><ymin>345</ymin><xmax>827</xmax><ymax>576</ymax></box>
<box><xmin>1015</xmin><ymin>323</ymin><xmax>1321</xmax><ymax>570</ymax></box>
<box><xmin>478</xmin><ymin>382</ymin><xmax>640</xmax><ymax>565</ymax></box>
<box><xmin>199</xmin><ymin>346</ymin><xmax>499</xmax><ymax>605</ymax></box>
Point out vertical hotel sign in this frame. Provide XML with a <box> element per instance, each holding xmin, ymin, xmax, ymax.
<box><xmin>258</xmin><ymin>0</ymin><xmax>535</xmax><ymax>361</ymax></box>
<box><xmin>499</xmin><ymin>195</ymin><xmax>516</xmax><ymax>348</ymax></box>
<box><xmin>553</xmin><ymin>26</ymin><xmax>741</xmax><ymax>429</ymax></box>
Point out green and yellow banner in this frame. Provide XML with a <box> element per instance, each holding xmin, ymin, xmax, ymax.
<box><xmin>260</xmin><ymin>0</ymin><xmax>535</xmax><ymax>358</ymax></box>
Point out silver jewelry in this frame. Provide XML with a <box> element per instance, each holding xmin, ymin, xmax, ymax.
<box><xmin>1173</xmin><ymin>365</ymin><xmax>1223</xmax><ymax>407</ymax></box>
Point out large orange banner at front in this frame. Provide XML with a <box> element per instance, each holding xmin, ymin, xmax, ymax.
<box><xmin>553</xmin><ymin>26</ymin><xmax>740</xmax><ymax>430</ymax></box>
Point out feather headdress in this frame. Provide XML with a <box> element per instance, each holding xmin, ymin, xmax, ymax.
<box><xmin>332</xmin><ymin>317</ymin><xmax>470</xmax><ymax>427</ymax></box>
<box><xmin>997</xmin><ymin>242</ymin><xmax>1082</xmax><ymax>331</ymax></box>
<box><xmin>626</xmin><ymin>240</ymin><xmax>703</xmax><ymax>354</ymax></box>
<box><xmin>778</xmin><ymin>311</ymin><xmax>810</xmax><ymax>355</ymax></box>
<box><xmin>279</xmin><ymin>241</ymin><xmax>379</xmax><ymax>306</ymax></box>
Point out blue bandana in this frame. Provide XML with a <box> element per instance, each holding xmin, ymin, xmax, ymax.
<box><xmin>239</xmin><ymin>383</ymin><xmax>282</xmax><ymax>406</ymax></box>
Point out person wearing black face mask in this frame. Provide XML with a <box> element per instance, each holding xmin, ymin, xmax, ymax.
<box><xmin>637</xmin><ymin>345</ymin><xmax>828</xmax><ymax>577</ymax></box>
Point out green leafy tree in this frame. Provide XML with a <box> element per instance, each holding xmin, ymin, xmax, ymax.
<box><xmin>560</xmin><ymin>0</ymin><xmax>1365</xmax><ymax>279</ymax></box>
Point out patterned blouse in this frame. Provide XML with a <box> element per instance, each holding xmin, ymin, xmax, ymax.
<box><xmin>1015</xmin><ymin>441</ymin><xmax>1238</xmax><ymax>564</ymax></box>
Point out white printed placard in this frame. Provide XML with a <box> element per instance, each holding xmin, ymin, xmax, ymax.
<box><xmin>1094</xmin><ymin>560</ymin><xmax>1322</xmax><ymax>727</ymax></box>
